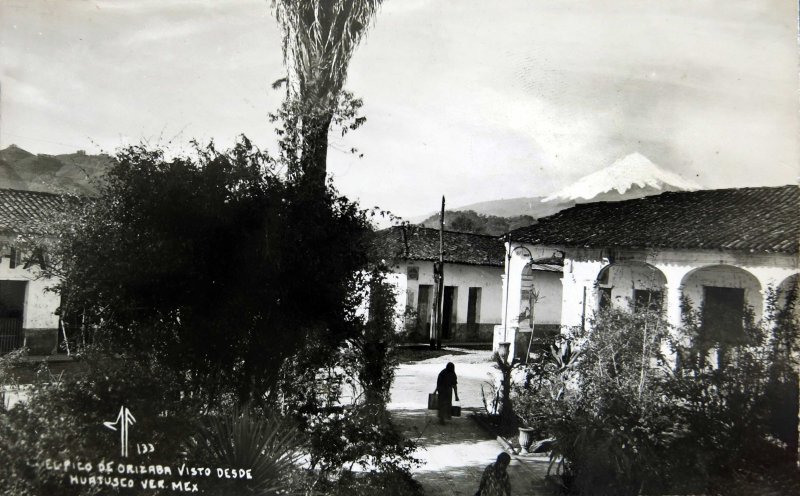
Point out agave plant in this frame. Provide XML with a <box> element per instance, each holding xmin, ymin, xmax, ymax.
<box><xmin>188</xmin><ymin>408</ymin><xmax>303</xmax><ymax>495</ymax></box>
<box><xmin>550</xmin><ymin>339</ymin><xmax>580</xmax><ymax>374</ymax></box>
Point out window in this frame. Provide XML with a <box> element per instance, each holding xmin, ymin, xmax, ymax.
<box><xmin>633</xmin><ymin>289</ymin><xmax>663</xmax><ymax>313</ymax></box>
<box><xmin>598</xmin><ymin>287</ymin><xmax>612</xmax><ymax>310</ymax></box>
<box><xmin>701</xmin><ymin>286</ymin><xmax>746</xmax><ymax>345</ymax></box>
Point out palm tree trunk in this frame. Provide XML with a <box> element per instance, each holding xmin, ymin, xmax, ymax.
<box><xmin>296</xmin><ymin>110</ymin><xmax>333</xmax><ymax>192</ymax></box>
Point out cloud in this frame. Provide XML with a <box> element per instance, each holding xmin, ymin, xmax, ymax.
<box><xmin>1</xmin><ymin>0</ymin><xmax>796</xmax><ymax>216</ymax></box>
<box><xmin>2</xmin><ymin>78</ymin><xmax>62</xmax><ymax>111</ymax></box>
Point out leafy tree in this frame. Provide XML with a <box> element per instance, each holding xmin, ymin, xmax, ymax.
<box><xmin>448</xmin><ymin>215</ymin><xmax>480</xmax><ymax>234</ymax></box>
<box><xmin>270</xmin><ymin>270</ymin><xmax>418</xmax><ymax>482</ymax></box>
<box><xmin>46</xmin><ymin>137</ymin><xmax>373</xmax><ymax>407</ymax></box>
<box><xmin>419</xmin><ymin>209</ymin><xmax>535</xmax><ymax>236</ymax></box>
<box><xmin>272</xmin><ymin>0</ymin><xmax>384</xmax><ymax>188</ymax></box>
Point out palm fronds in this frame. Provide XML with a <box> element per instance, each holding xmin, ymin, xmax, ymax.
<box><xmin>272</xmin><ymin>0</ymin><xmax>384</xmax><ymax>106</ymax></box>
<box><xmin>189</xmin><ymin>408</ymin><xmax>303</xmax><ymax>495</ymax></box>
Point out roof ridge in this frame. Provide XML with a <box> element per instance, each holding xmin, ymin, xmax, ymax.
<box><xmin>507</xmin><ymin>185</ymin><xmax>799</xmax><ymax>254</ymax></box>
<box><xmin>0</xmin><ymin>187</ymin><xmax>63</xmax><ymax>197</ymax></box>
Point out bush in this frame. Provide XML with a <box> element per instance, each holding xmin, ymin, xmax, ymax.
<box><xmin>0</xmin><ymin>352</ymin><xmax>202</xmax><ymax>496</ymax></box>
<box><xmin>326</xmin><ymin>469</ymin><xmax>424</xmax><ymax>496</ymax></box>
<box><xmin>46</xmin><ymin>137</ymin><xmax>374</xmax><ymax>407</ymax></box>
<box><xmin>519</xmin><ymin>288</ymin><xmax>800</xmax><ymax>495</ymax></box>
<box><xmin>304</xmin><ymin>404</ymin><xmax>418</xmax><ymax>475</ymax></box>
<box><xmin>666</xmin><ymin>291</ymin><xmax>800</xmax><ymax>489</ymax></box>
<box><xmin>541</xmin><ymin>307</ymin><xmax>674</xmax><ymax>495</ymax></box>
<box><xmin>512</xmin><ymin>337</ymin><xmax>578</xmax><ymax>437</ymax></box>
<box><xmin>274</xmin><ymin>332</ymin><xmax>418</xmax><ymax>480</ymax></box>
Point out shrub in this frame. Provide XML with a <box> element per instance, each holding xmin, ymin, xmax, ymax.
<box><xmin>541</xmin><ymin>307</ymin><xmax>675</xmax><ymax>495</ymax></box>
<box><xmin>304</xmin><ymin>404</ymin><xmax>418</xmax><ymax>475</ymax></box>
<box><xmin>292</xmin><ymin>467</ymin><xmax>424</xmax><ymax>496</ymax></box>
<box><xmin>45</xmin><ymin>137</ymin><xmax>374</xmax><ymax>407</ymax></box>
<box><xmin>0</xmin><ymin>352</ymin><xmax>202</xmax><ymax>496</ymax></box>
<box><xmin>666</xmin><ymin>289</ymin><xmax>800</xmax><ymax>489</ymax></box>
<box><xmin>522</xmin><ymin>287</ymin><xmax>800</xmax><ymax>495</ymax></box>
<box><xmin>513</xmin><ymin>337</ymin><xmax>579</xmax><ymax>436</ymax></box>
<box><xmin>275</xmin><ymin>337</ymin><xmax>418</xmax><ymax>479</ymax></box>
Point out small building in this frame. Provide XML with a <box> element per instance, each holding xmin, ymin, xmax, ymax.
<box><xmin>0</xmin><ymin>188</ymin><xmax>64</xmax><ymax>355</ymax></box>
<box><xmin>498</xmin><ymin>185</ymin><xmax>800</xmax><ymax>360</ymax></box>
<box><xmin>370</xmin><ymin>226</ymin><xmax>506</xmax><ymax>343</ymax></box>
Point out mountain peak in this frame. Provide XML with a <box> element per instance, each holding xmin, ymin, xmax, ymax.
<box><xmin>0</xmin><ymin>144</ymin><xmax>34</xmax><ymax>163</ymax></box>
<box><xmin>542</xmin><ymin>153</ymin><xmax>701</xmax><ymax>203</ymax></box>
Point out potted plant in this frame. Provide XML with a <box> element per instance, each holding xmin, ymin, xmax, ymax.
<box><xmin>512</xmin><ymin>338</ymin><xmax>579</xmax><ymax>454</ymax></box>
<box><xmin>513</xmin><ymin>384</ymin><xmax>542</xmax><ymax>453</ymax></box>
<box><xmin>512</xmin><ymin>360</ymin><xmax>547</xmax><ymax>453</ymax></box>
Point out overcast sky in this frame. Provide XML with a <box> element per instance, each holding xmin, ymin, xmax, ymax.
<box><xmin>1</xmin><ymin>0</ymin><xmax>797</xmax><ymax>217</ymax></box>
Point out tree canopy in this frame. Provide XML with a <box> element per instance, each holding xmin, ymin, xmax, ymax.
<box><xmin>420</xmin><ymin>209</ymin><xmax>536</xmax><ymax>236</ymax></box>
<box><xmin>50</xmin><ymin>137</ymin><xmax>373</xmax><ymax>405</ymax></box>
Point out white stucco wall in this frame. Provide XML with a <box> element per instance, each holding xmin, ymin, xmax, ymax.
<box><xmin>497</xmin><ymin>243</ymin><xmax>799</xmax><ymax>358</ymax></box>
<box><xmin>386</xmin><ymin>271</ymin><xmax>407</xmax><ymax>332</ymax></box>
<box><xmin>0</xmin><ymin>254</ymin><xmax>59</xmax><ymax>330</ymax></box>
<box><xmin>598</xmin><ymin>262</ymin><xmax>667</xmax><ymax>311</ymax></box>
<box><xmin>681</xmin><ymin>265</ymin><xmax>762</xmax><ymax>317</ymax></box>
<box><xmin>556</xmin><ymin>247</ymin><xmax>798</xmax><ymax>329</ymax></box>
<box><xmin>519</xmin><ymin>269</ymin><xmax>562</xmax><ymax>327</ymax></box>
<box><xmin>391</xmin><ymin>260</ymin><xmax>503</xmax><ymax>327</ymax></box>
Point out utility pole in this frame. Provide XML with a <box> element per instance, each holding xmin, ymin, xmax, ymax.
<box><xmin>430</xmin><ymin>196</ymin><xmax>445</xmax><ymax>349</ymax></box>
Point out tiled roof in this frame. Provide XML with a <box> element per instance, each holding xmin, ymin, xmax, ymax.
<box><xmin>509</xmin><ymin>185</ymin><xmax>799</xmax><ymax>254</ymax></box>
<box><xmin>370</xmin><ymin>226</ymin><xmax>505</xmax><ymax>266</ymax></box>
<box><xmin>0</xmin><ymin>188</ymin><xmax>65</xmax><ymax>236</ymax></box>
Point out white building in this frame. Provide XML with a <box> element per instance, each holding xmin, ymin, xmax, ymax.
<box><xmin>0</xmin><ymin>188</ymin><xmax>62</xmax><ymax>355</ymax></box>
<box><xmin>497</xmin><ymin>185</ymin><xmax>799</xmax><ymax>361</ymax></box>
<box><xmin>371</xmin><ymin>226</ymin><xmax>506</xmax><ymax>343</ymax></box>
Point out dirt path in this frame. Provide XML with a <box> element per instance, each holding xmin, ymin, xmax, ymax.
<box><xmin>389</xmin><ymin>348</ymin><xmax>551</xmax><ymax>495</ymax></box>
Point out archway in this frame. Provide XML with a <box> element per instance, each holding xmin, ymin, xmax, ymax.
<box><xmin>681</xmin><ymin>265</ymin><xmax>762</xmax><ymax>345</ymax></box>
<box><xmin>595</xmin><ymin>262</ymin><xmax>667</xmax><ymax>313</ymax></box>
<box><xmin>776</xmin><ymin>273</ymin><xmax>799</xmax><ymax>320</ymax></box>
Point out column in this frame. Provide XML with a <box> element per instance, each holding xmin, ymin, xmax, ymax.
<box><xmin>657</xmin><ymin>264</ymin><xmax>694</xmax><ymax>369</ymax></box>
<box><xmin>496</xmin><ymin>244</ymin><xmax>530</xmax><ymax>357</ymax></box>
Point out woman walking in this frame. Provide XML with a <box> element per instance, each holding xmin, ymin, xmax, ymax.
<box><xmin>434</xmin><ymin>362</ymin><xmax>459</xmax><ymax>424</ymax></box>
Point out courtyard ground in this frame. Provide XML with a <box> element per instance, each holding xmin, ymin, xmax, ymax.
<box><xmin>389</xmin><ymin>347</ymin><xmax>552</xmax><ymax>495</ymax></box>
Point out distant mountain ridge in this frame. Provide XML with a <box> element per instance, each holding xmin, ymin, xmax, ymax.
<box><xmin>0</xmin><ymin>145</ymin><xmax>112</xmax><ymax>194</ymax></box>
<box><xmin>408</xmin><ymin>196</ymin><xmax>573</xmax><ymax>224</ymax></box>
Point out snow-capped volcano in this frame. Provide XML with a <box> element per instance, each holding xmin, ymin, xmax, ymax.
<box><xmin>543</xmin><ymin>153</ymin><xmax>701</xmax><ymax>203</ymax></box>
